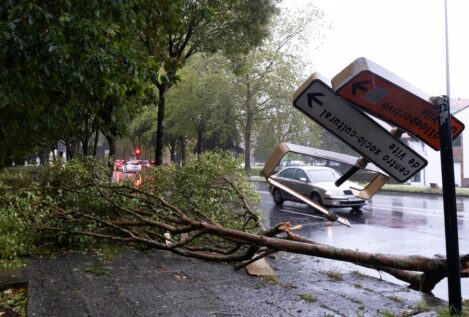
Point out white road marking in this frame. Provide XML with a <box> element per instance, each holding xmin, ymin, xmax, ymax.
<box><xmin>279</xmin><ymin>208</ymin><xmax>327</xmax><ymax>220</ymax></box>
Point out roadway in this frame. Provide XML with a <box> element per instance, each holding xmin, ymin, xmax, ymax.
<box><xmin>254</xmin><ymin>182</ymin><xmax>469</xmax><ymax>301</ymax></box>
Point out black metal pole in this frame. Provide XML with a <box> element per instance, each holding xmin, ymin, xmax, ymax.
<box><xmin>435</xmin><ymin>95</ymin><xmax>462</xmax><ymax>314</ymax></box>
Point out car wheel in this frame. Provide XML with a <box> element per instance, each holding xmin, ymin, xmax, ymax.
<box><xmin>310</xmin><ymin>192</ymin><xmax>322</xmax><ymax>206</ymax></box>
<box><xmin>272</xmin><ymin>188</ymin><xmax>284</xmax><ymax>206</ymax></box>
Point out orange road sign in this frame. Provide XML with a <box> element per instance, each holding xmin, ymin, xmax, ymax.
<box><xmin>332</xmin><ymin>57</ymin><xmax>465</xmax><ymax>150</ymax></box>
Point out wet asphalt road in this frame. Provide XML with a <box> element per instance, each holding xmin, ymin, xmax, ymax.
<box><xmin>254</xmin><ymin>182</ymin><xmax>469</xmax><ymax>301</ymax></box>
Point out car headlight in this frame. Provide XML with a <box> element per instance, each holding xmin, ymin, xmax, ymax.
<box><xmin>324</xmin><ymin>190</ymin><xmax>345</xmax><ymax>198</ymax></box>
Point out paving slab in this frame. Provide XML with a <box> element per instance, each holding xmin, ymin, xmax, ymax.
<box><xmin>0</xmin><ymin>249</ymin><xmax>448</xmax><ymax>316</ymax></box>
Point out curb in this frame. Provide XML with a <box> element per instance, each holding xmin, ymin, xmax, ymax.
<box><xmin>0</xmin><ymin>269</ymin><xmax>28</xmax><ymax>289</ymax></box>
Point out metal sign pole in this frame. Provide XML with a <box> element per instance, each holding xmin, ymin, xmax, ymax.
<box><xmin>434</xmin><ymin>95</ymin><xmax>462</xmax><ymax>314</ymax></box>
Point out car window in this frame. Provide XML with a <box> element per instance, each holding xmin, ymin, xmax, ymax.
<box><xmin>307</xmin><ymin>169</ymin><xmax>341</xmax><ymax>182</ymax></box>
<box><xmin>295</xmin><ymin>169</ymin><xmax>307</xmax><ymax>180</ymax></box>
<box><xmin>279</xmin><ymin>168</ymin><xmax>295</xmax><ymax>179</ymax></box>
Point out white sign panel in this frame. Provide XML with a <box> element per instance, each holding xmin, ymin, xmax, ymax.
<box><xmin>293</xmin><ymin>74</ymin><xmax>427</xmax><ymax>182</ymax></box>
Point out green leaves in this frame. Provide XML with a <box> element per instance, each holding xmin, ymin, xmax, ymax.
<box><xmin>0</xmin><ymin>153</ymin><xmax>262</xmax><ymax>257</ymax></box>
<box><xmin>0</xmin><ymin>0</ymin><xmax>144</xmax><ymax>164</ymax></box>
<box><xmin>0</xmin><ymin>180</ymin><xmax>39</xmax><ymax>258</ymax></box>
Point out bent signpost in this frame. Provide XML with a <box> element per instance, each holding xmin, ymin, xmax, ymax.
<box><xmin>331</xmin><ymin>57</ymin><xmax>464</xmax><ymax>313</ymax></box>
<box><xmin>332</xmin><ymin>57</ymin><xmax>465</xmax><ymax>150</ymax></box>
<box><xmin>434</xmin><ymin>95</ymin><xmax>462</xmax><ymax>313</ymax></box>
<box><xmin>293</xmin><ymin>73</ymin><xmax>427</xmax><ymax>183</ymax></box>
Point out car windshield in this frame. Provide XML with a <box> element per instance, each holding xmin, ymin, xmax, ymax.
<box><xmin>307</xmin><ymin>169</ymin><xmax>341</xmax><ymax>182</ymax></box>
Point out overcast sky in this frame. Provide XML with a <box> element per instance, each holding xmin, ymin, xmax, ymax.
<box><xmin>289</xmin><ymin>0</ymin><xmax>469</xmax><ymax>98</ymax></box>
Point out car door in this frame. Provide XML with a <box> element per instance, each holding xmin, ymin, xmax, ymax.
<box><xmin>292</xmin><ymin>168</ymin><xmax>311</xmax><ymax>198</ymax></box>
<box><xmin>275</xmin><ymin>168</ymin><xmax>297</xmax><ymax>200</ymax></box>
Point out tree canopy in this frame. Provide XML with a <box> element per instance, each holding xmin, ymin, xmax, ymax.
<box><xmin>133</xmin><ymin>0</ymin><xmax>278</xmax><ymax>165</ymax></box>
<box><xmin>0</xmin><ymin>0</ymin><xmax>142</xmax><ymax>165</ymax></box>
<box><xmin>0</xmin><ymin>0</ymin><xmax>279</xmax><ymax>167</ymax></box>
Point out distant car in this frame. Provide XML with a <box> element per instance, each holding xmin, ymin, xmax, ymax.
<box><xmin>139</xmin><ymin>160</ymin><xmax>151</xmax><ymax>169</ymax></box>
<box><xmin>114</xmin><ymin>160</ymin><xmax>126</xmax><ymax>171</ymax></box>
<box><xmin>289</xmin><ymin>160</ymin><xmax>305</xmax><ymax>166</ymax></box>
<box><xmin>123</xmin><ymin>160</ymin><xmax>142</xmax><ymax>173</ymax></box>
<box><xmin>269</xmin><ymin>166</ymin><xmax>366</xmax><ymax>211</ymax></box>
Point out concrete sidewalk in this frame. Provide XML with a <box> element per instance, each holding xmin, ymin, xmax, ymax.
<box><xmin>3</xmin><ymin>249</ymin><xmax>446</xmax><ymax>316</ymax></box>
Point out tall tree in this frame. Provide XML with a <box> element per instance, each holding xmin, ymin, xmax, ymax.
<box><xmin>254</xmin><ymin>108</ymin><xmax>323</xmax><ymax>163</ymax></box>
<box><xmin>134</xmin><ymin>0</ymin><xmax>277</xmax><ymax>165</ymax></box>
<box><xmin>165</xmin><ymin>54</ymin><xmax>241</xmax><ymax>161</ymax></box>
<box><xmin>0</xmin><ymin>0</ymin><xmax>141</xmax><ymax>165</ymax></box>
<box><xmin>231</xmin><ymin>2</ymin><xmax>325</xmax><ymax>174</ymax></box>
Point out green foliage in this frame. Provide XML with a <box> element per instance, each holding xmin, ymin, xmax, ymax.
<box><xmin>0</xmin><ymin>153</ymin><xmax>262</xmax><ymax>259</ymax></box>
<box><xmin>137</xmin><ymin>152</ymin><xmax>261</xmax><ymax>232</ymax></box>
<box><xmin>0</xmin><ymin>285</ymin><xmax>27</xmax><ymax>317</ymax></box>
<box><xmin>0</xmin><ymin>0</ymin><xmax>142</xmax><ymax>164</ymax></box>
<box><xmin>326</xmin><ymin>270</ymin><xmax>343</xmax><ymax>281</ymax></box>
<box><xmin>435</xmin><ymin>305</ymin><xmax>469</xmax><ymax>317</ymax></box>
<box><xmin>135</xmin><ymin>0</ymin><xmax>278</xmax><ymax>163</ymax></box>
<box><xmin>301</xmin><ymin>293</ymin><xmax>317</xmax><ymax>302</ymax></box>
<box><xmin>165</xmin><ymin>54</ymin><xmax>242</xmax><ymax>157</ymax></box>
<box><xmin>0</xmin><ymin>181</ymin><xmax>40</xmax><ymax>258</ymax></box>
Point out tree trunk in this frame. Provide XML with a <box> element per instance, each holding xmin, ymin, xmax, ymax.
<box><xmin>169</xmin><ymin>138</ymin><xmax>176</xmax><ymax>162</ymax></box>
<box><xmin>196</xmin><ymin>124</ymin><xmax>204</xmax><ymax>157</ymax></box>
<box><xmin>104</xmin><ymin>133</ymin><xmax>116</xmax><ymax>160</ymax></box>
<box><xmin>43</xmin><ymin>175</ymin><xmax>464</xmax><ymax>294</ymax></box>
<box><xmin>155</xmin><ymin>84</ymin><xmax>169</xmax><ymax>166</ymax></box>
<box><xmin>244</xmin><ymin>114</ymin><xmax>252</xmax><ymax>175</ymax></box>
<box><xmin>65</xmin><ymin>140</ymin><xmax>75</xmax><ymax>161</ymax></box>
<box><xmin>195</xmin><ymin>223</ymin><xmax>453</xmax><ymax>293</ymax></box>
<box><xmin>82</xmin><ymin>119</ymin><xmax>90</xmax><ymax>156</ymax></box>
<box><xmin>243</xmin><ymin>78</ymin><xmax>254</xmax><ymax>175</ymax></box>
<box><xmin>93</xmin><ymin>125</ymin><xmax>99</xmax><ymax>157</ymax></box>
<box><xmin>53</xmin><ymin>144</ymin><xmax>58</xmax><ymax>161</ymax></box>
<box><xmin>178</xmin><ymin>136</ymin><xmax>186</xmax><ymax>164</ymax></box>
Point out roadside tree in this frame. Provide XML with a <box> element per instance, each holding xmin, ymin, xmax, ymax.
<box><xmin>133</xmin><ymin>0</ymin><xmax>277</xmax><ymax>166</ymax></box>
<box><xmin>231</xmin><ymin>3</ymin><xmax>325</xmax><ymax>174</ymax></box>
<box><xmin>2</xmin><ymin>155</ymin><xmax>467</xmax><ymax>295</ymax></box>
<box><xmin>0</xmin><ymin>0</ymin><xmax>142</xmax><ymax>164</ymax></box>
<box><xmin>165</xmin><ymin>55</ymin><xmax>241</xmax><ymax>162</ymax></box>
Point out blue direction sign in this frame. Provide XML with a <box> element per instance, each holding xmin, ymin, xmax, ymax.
<box><xmin>293</xmin><ymin>73</ymin><xmax>427</xmax><ymax>182</ymax></box>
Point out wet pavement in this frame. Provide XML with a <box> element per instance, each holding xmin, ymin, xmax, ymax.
<box><xmin>5</xmin><ymin>249</ymin><xmax>447</xmax><ymax>316</ymax></box>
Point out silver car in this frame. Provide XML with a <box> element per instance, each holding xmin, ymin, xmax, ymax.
<box><xmin>269</xmin><ymin>166</ymin><xmax>366</xmax><ymax>211</ymax></box>
<box><xmin>123</xmin><ymin>160</ymin><xmax>142</xmax><ymax>173</ymax></box>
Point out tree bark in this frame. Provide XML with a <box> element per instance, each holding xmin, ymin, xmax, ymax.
<box><xmin>104</xmin><ymin>132</ymin><xmax>116</xmax><ymax>162</ymax></box>
<box><xmin>42</xmin><ymin>177</ymin><xmax>467</xmax><ymax>294</ymax></box>
<box><xmin>169</xmin><ymin>138</ymin><xmax>176</xmax><ymax>162</ymax></box>
<box><xmin>178</xmin><ymin>136</ymin><xmax>186</xmax><ymax>164</ymax></box>
<box><xmin>155</xmin><ymin>84</ymin><xmax>169</xmax><ymax>166</ymax></box>
<box><xmin>93</xmin><ymin>124</ymin><xmax>99</xmax><ymax>157</ymax></box>
<box><xmin>244</xmin><ymin>79</ymin><xmax>253</xmax><ymax>175</ymax></box>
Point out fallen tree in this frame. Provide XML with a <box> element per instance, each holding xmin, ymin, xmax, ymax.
<box><xmin>2</xmin><ymin>154</ymin><xmax>468</xmax><ymax>293</ymax></box>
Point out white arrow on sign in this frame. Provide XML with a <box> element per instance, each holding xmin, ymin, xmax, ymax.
<box><xmin>293</xmin><ymin>73</ymin><xmax>427</xmax><ymax>183</ymax></box>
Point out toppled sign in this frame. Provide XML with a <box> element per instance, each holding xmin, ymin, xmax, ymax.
<box><xmin>262</xmin><ymin>143</ymin><xmax>390</xmax><ymax>227</ymax></box>
<box><xmin>292</xmin><ymin>73</ymin><xmax>427</xmax><ymax>183</ymax></box>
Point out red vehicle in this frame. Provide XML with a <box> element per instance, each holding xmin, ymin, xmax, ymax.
<box><xmin>139</xmin><ymin>160</ymin><xmax>151</xmax><ymax>169</ymax></box>
<box><xmin>114</xmin><ymin>159</ymin><xmax>126</xmax><ymax>171</ymax></box>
